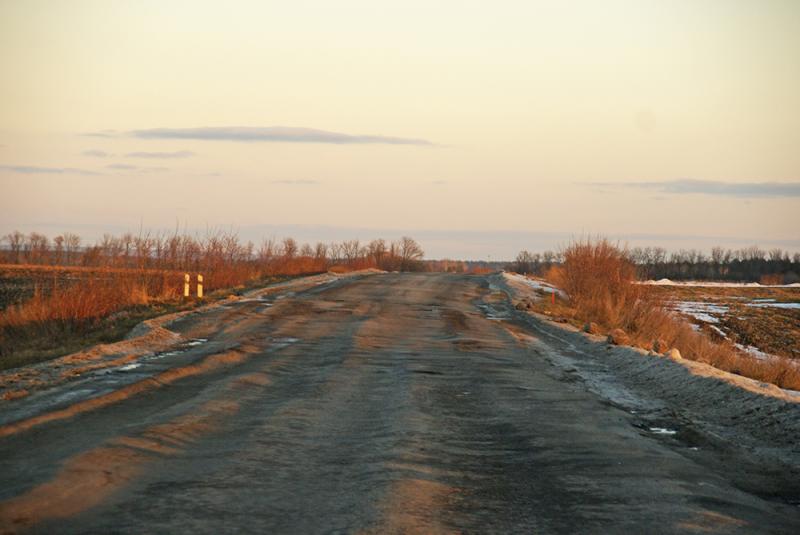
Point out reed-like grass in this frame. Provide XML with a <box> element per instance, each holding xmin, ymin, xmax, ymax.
<box><xmin>544</xmin><ymin>238</ymin><xmax>800</xmax><ymax>390</ymax></box>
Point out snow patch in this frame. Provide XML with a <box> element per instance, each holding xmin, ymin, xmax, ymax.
<box><xmin>649</xmin><ymin>427</ymin><xmax>677</xmax><ymax>436</ymax></box>
<box><xmin>640</xmin><ymin>279</ymin><xmax>799</xmax><ymax>288</ymax></box>
<box><xmin>504</xmin><ymin>273</ymin><xmax>567</xmax><ymax>298</ymax></box>
<box><xmin>746</xmin><ymin>302</ymin><xmax>800</xmax><ymax>310</ymax></box>
<box><xmin>670</xmin><ymin>301</ymin><xmax>728</xmax><ymax>324</ymax></box>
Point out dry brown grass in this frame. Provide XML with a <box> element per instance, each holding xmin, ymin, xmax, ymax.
<box><xmin>0</xmin><ymin>260</ymin><xmax>317</xmax><ymax>367</ymax></box>
<box><xmin>543</xmin><ymin>239</ymin><xmax>800</xmax><ymax>390</ymax></box>
<box><xmin>1</xmin><ymin>270</ymin><xmax>177</xmax><ymax>329</ymax></box>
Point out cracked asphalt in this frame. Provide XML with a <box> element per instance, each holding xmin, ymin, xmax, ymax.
<box><xmin>1</xmin><ymin>273</ymin><xmax>798</xmax><ymax>534</ymax></box>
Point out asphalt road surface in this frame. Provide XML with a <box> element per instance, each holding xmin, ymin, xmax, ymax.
<box><xmin>1</xmin><ymin>273</ymin><xmax>798</xmax><ymax>534</ymax></box>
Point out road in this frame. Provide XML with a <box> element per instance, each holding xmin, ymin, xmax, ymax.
<box><xmin>0</xmin><ymin>272</ymin><xmax>798</xmax><ymax>534</ymax></box>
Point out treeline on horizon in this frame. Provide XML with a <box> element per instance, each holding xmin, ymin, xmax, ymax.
<box><xmin>512</xmin><ymin>245</ymin><xmax>800</xmax><ymax>284</ymax></box>
<box><xmin>0</xmin><ymin>230</ymin><xmax>426</xmax><ymax>283</ymax></box>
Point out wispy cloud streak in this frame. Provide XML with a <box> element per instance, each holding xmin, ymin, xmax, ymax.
<box><xmin>125</xmin><ymin>150</ymin><xmax>195</xmax><ymax>158</ymax></box>
<box><xmin>130</xmin><ymin>126</ymin><xmax>433</xmax><ymax>145</ymax></box>
<box><xmin>0</xmin><ymin>165</ymin><xmax>101</xmax><ymax>175</ymax></box>
<box><xmin>106</xmin><ymin>164</ymin><xmax>168</xmax><ymax>172</ymax></box>
<box><xmin>588</xmin><ymin>179</ymin><xmax>800</xmax><ymax>198</ymax></box>
<box><xmin>271</xmin><ymin>179</ymin><xmax>318</xmax><ymax>185</ymax></box>
<box><xmin>82</xmin><ymin>150</ymin><xmax>111</xmax><ymax>157</ymax></box>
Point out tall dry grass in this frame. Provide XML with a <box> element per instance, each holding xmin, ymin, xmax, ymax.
<box><xmin>0</xmin><ymin>231</ymin><xmax>427</xmax><ymax>366</ymax></box>
<box><xmin>0</xmin><ymin>269</ymin><xmax>181</xmax><ymax>355</ymax></box>
<box><xmin>545</xmin><ymin>238</ymin><xmax>800</xmax><ymax>390</ymax></box>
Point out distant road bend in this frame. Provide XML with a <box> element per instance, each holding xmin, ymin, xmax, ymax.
<box><xmin>1</xmin><ymin>272</ymin><xmax>798</xmax><ymax>533</ymax></box>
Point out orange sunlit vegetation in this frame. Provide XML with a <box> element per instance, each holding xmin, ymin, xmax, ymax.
<box><xmin>0</xmin><ymin>230</ymin><xmax>425</xmax><ymax>367</ymax></box>
<box><xmin>538</xmin><ymin>239</ymin><xmax>800</xmax><ymax>390</ymax></box>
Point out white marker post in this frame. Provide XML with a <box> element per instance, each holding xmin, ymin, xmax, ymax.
<box><xmin>197</xmin><ymin>274</ymin><xmax>204</xmax><ymax>298</ymax></box>
<box><xmin>184</xmin><ymin>273</ymin><xmax>190</xmax><ymax>298</ymax></box>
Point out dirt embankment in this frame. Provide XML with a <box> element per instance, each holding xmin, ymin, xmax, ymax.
<box><xmin>499</xmin><ymin>272</ymin><xmax>800</xmax><ymax>500</ymax></box>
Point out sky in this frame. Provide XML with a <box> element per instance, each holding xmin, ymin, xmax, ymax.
<box><xmin>1</xmin><ymin>0</ymin><xmax>798</xmax><ymax>259</ymax></box>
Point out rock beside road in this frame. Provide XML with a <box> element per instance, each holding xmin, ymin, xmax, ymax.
<box><xmin>607</xmin><ymin>328</ymin><xmax>629</xmax><ymax>345</ymax></box>
<box><xmin>583</xmin><ymin>322</ymin><xmax>601</xmax><ymax>335</ymax></box>
<box><xmin>652</xmin><ymin>339</ymin><xmax>669</xmax><ymax>353</ymax></box>
<box><xmin>515</xmin><ymin>299</ymin><xmax>534</xmax><ymax>311</ymax></box>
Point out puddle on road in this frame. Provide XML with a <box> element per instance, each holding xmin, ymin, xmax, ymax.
<box><xmin>270</xmin><ymin>337</ymin><xmax>300</xmax><ymax>350</ymax></box>
<box><xmin>52</xmin><ymin>388</ymin><xmax>96</xmax><ymax>405</ymax></box>
<box><xmin>140</xmin><ymin>339</ymin><xmax>207</xmax><ymax>363</ymax></box>
<box><xmin>649</xmin><ymin>427</ymin><xmax>678</xmax><ymax>435</ymax></box>
<box><xmin>476</xmin><ymin>303</ymin><xmax>511</xmax><ymax>321</ymax></box>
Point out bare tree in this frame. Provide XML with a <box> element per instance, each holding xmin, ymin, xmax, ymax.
<box><xmin>28</xmin><ymin>232</ymin><xmax>49</xmax><ymax>264</ymax></box>
<box><xmin>398</xmin><ymin>236</ymin><xmax>424</xmax><ymax>271</ymax></box>
<box><xmin>52</xmin><ymin>235</ymin><xmax>65</xmax><ymax>265</ymax></box>
<box><xmin>3</xmin><ymin>231</ymin><xmax>25</xmax><ymax>263</ymax></box>
<box><xmin>341</xmin><ymin>240</ymin><xmax>360</xmax><ymax>265</ymax></box>
<box><xmin>64</xmin><ymin>233</ymin><xmax>81</xmax><ymax>264</ymax></box>
<box><xmin>282</xmin><ymin>238</ymin><xmax>298</xmax><ymax>259</ymax></box>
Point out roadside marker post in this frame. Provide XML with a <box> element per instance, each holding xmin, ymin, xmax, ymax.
<box><xmin>197</xmin><ymin>274</ymin><xmax>204</xmax><ymax>298</ymax></box>
<box><xmin>551</xmin><ymin>292</ymin><xmax>555</xmax><ymax>305</ymax></box>
<box><xmin>184</xmin><ymin>273</ymin><xmax>190</xmax><ymax>298</ymax></box>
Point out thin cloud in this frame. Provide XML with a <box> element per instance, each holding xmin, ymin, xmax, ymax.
<box><xmin>272</xmin><ymin>179</ymin><xmax>319</xmax><ymax>185</ymax></box>
<box><xmin>84</xmin><ymin>129</ymin><xmax>120</xmax><ymax>138</ymax></box>
<box><xmin>107</xmin><ymin>163</ymin><xmax>138</xmax><ymax>170</ymax></box>
<box><xmin>125</xmin><ymin>150</ymin><xmax>195</xmax><ymax>159</ymax></box>
<box><xmin>588</xmin><ymin>179</ymin><xmax>800</xmax><ymax>198</ymax></box>
<box><xmin>106</xmin><ymin>163</ymin><xmax>168</xmax><ymax>172</ymax></box>
<box><xmin>0</xmin><ymin>164</ymin><xmax>101</xmax><ymax>176</ymax></box>
<box><xmin>130</xmin><ymin>126</ymin><xmax>434</xmax><ymax>145</ymax></box>
<box><xmin>82</xmin><ymin>149</ymin><xmax>111</xmax><ymax>158</ymax></box>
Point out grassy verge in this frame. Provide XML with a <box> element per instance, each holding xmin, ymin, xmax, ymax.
<box><xmin>533</xmin><ymin>239</ymin><xmax>800</xmax><ymax>391</ymax></box>
<box><xmin>0</xmin><ymin>275</ymin><xmax>292</xmax><ymax>372</ymax></box>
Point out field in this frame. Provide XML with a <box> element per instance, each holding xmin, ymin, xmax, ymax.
<box><xmin>0</xmin><ymin>264</ymin><xmax>170</xmax><ymax>310</ymax></box>
<box><xmin>645</xmin><ymin>282</ymin><xmax>800</xmax><ymax>361</ymax></box>
<box><xmin>0</xmin><ymin>264</ymin><xmax>284</xmax><ymax>371</ymax></box>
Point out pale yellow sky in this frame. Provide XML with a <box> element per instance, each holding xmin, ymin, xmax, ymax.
<box><xmin>1</xmin><ymin>0</ymin><xmax>798</xmax><ymax>258</ymax></box>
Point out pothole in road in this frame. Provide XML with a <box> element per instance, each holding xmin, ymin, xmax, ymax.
<box><xmin>411</xmin><ymin>369</ymin><xmax>443</xmax><ymax>376</ymax></box>
<box><xmin>138</xmin><ymin>338</ymin><xmax>209</xmax><ymax>364</ymax></box>
<box><xmin>270</xmin><ymin>337</ymin><xmax>300</xmax><ymax>350</ymax></box>
<box><xmin>476</xmin><ymin>303</ymin><xmax>511</xmax><ymax>321</ymax></box>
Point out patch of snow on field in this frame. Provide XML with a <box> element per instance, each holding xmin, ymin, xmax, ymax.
<box><xmin>671</xmin><ymin>301</ymin><xmax>728</xmax><ymax>323</ymax></box>
<box><xmin>504</xmin><ymin>272</ymin><xmax>567</xmax><ymax>298</ymax></box>
<box><xmin>708</xmin><ymin>325</ymin><xmax>727</xmax><ymax>338</ymax></box>
<box><xmin>746</xmin><ymin>302</ymin><xmax>800</xmax><ymax>309</ymax></box>
<box><xmin>734</xmin><ymin>343</ymin><xmax>774</xmax><ymax>361</ymax></box>
<box><xmin>640</xmin><ymin>279</ymin><xmax>799</xmax><ymax>288</ymax></box>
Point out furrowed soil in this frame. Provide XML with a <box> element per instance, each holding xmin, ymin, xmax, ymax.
<box><xmin>647</xmin><ymin>285</ymin><xmax>800</xmax><ymax>360</ymax></box>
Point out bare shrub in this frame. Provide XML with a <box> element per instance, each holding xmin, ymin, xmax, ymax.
<box><xmin>547</xmin><ymin>238</ymin><xmax>639</xmax><ymax>329</ymax></box>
